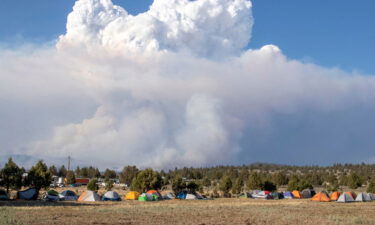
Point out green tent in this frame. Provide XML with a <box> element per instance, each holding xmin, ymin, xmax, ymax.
<box><xmin>138</xmin><ymin>195</ymin><xmax>148</xmax><ymax>201</ymax></box>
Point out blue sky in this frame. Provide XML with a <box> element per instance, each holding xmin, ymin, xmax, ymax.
<box><xmin>1</xmin><ymin>0</ymin><xmax>374</xmax><ymax>74</ymax></box>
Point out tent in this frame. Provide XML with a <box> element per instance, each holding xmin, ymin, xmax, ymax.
<box><xmin>301</xmin><ymin>189</ymin><xmax>316</xmax><ymax>198</ymax></box>
<box><xmin>311</xmin><ymin>192</ymin><xmax>330</xmax><ymax>202</ymax></box>
<box><xmin>162</xmin><ymin>192</ymin><xmax>175</xmax><ymax>200</ymax></box>
<box><xmin>337</xmin><ymin>192</ymin><xmax>354</xmax><ymax>203</ymax></box>
<box><xmin>330</xmin><ymin>192</ymin><xmax>341</xmax><ymax>201</ymax></box>
<box><xmin>185</xmin><ymin>193</ymin><xmax>198</xmax><ymax>200</ymax></box>
<box><xmin>146</xmin><ymin>190</ymin><xmax>162</xmax><ymax>200</ymax></box>
<box><xmin>292</xmin><ymin>190</ymin><xmax>302</xmax><ymax>199</ymax></box>
<box><xmin>368</xmin><ymin>193</ymin><xmax>375</xmax><ymax>200</ymax></box>
<box><xmin>78</xmin><ymin>191</ymin><xmax>101</xmax><ymax>202</ymax></box>
<box><xmin>252</xmin><ymin>191</ymin><xmax>273</xmax><ymax>199</ymax></box>
<box><xmin>42</xmin><ymin>190</ymin><xmax>60</xmax><ymax>201</ymax></box>
<box><xmin>283</xmin><ymin>191</ymin><xmax>294</xmax><ymax>199</ymax></box>
<box><xmin>355</xmin><ymin>192</ymin><xmax>371</xmax><ymax>202</ymax></box>
<box><xmin>177</xmin><ymin>191</ymin><xmax>187</xmax><ymax>200</ymax></box>
<box><xmin>271</xmin><ymin>192</ymin><xmax>284</xmax><ymax>200</ymax></box>
<box><xmin>102</xmin><ymin>191</ymin><xmax>121</xmax><ymax>201</ymax></box>
<box><xmin>59</xmin><ymin>190</ymin><xmax>78</xmax><ymax>201</ymax></box>
<box><xmin>125</xmin><ymin>191</ymin><xmax>140</xmax><ymax>200</ymax></box>
<box><xmin>138</xmin><ymin>193</ymin><xmax>156</xmax><ymax>201</ymax></box>
<box><xmin>345</xmin><ymin>192</ymin><xmax>357</xmax><ymax>199</ymax></box>
<box><xmin>0</xmin><ymin>189</ymin><xmax>9</xmax><ymax>200</ymax></box>
<box><xmin>17</xmin><ymin>188</ymin><xmax>38</xmax><ymax>200</ymax></box>
<box><xmin>365</xmin><ymin>193</ymin><xmax>373</xmax><ymax>201</ymax></box>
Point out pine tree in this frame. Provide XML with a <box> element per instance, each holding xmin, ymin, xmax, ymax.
<box><xmin>0</xmin><ymin>158</ymin><xmax>24</xmax><ymax>192</ymax></box>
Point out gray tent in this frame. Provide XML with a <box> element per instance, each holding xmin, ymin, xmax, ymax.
<box><xmin>17</xmin><ymin>188</ymin><xmax>38</xmax><ymax>200</ymax></box>
<box><xmin>59</xmin><ymin>190</ymin><xmax>78</xmax><ymax>201</ymax></box>
<box><xmin>162</xmin><ymin>192</ymin><xmax>175</xmax><ymax>200</ymax></box>
<box><xmin>355</xmin><ymin>192</ymin><xmax>371</xmax><ymax>202</ymax></box>
<box><xmin>337</xmin><ymin>192</ymin><xmax>354</xmax><ymax>203</ymax></box>
<box><xmin>368</xmin><ymin>193</ymin><xmax>375</xmax><ymax>200</ymax></box>
<box><xmin>301</xmin><ymin>189</ymin><xmax>316</xmax><ymax>198</ymax></box>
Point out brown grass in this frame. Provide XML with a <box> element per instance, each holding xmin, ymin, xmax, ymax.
<box><xmin>1</xmin><ymin>199</ymin><xmax>375</xmax><ymax>225</ymax></box>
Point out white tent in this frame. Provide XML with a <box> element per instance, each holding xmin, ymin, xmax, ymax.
<box><xmin>337</xmin><ymin>193</ymin><xmax>354</xmax><ymax>203</ymax></box>
<box><xmin>78</xmin><ymin>191</ymin><xmax>101</xmax><ymax>202</ymax></box>
<box><xmin>102</xmin><ymin>191</ymin><xmax>121</xmax><ymax>201</ymax></box>
<box><xmin>185</xmin><ymin>194</ymin><xmax>197</xmax><ymax>200</ymax></box>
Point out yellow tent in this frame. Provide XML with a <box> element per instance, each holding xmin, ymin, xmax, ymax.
<box><xmin>125</xmin><ymin>191</ymin><xmax>140</xmax><ymax>200</ymax></box>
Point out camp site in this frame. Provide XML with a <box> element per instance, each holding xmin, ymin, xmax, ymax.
<box><xmin>2</xmin><ymin>159</ymin><xmax>375</xmax><ymax>225</ymax></box>
<box><xmin>2</xmin><ymin>0</ymin><xmax>375</xmax><ymax>224</ymax></box>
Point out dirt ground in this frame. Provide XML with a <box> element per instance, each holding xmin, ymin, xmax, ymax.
<box><xmin>1</xmin><ymin>198</ymin><xmax>375</xmax><ymax>225</ymax></box>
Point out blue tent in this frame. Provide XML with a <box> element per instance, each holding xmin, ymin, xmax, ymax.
<box><xmin>177</xmin><ymin>191</ymin><xmax>187</xmax><ymax>199</ymax></box>
<box><xmin>284</xmin><ymin>191</ymin><xmax>294</xmax><ymax>199</ymax></box>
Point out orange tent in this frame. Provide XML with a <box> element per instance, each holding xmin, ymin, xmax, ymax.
<box><xmin>330</xmin><ymin>192</ymin><xmax>341</xmax><ymax>201</ymax></box>
<box><xmin>311</xmin><ymin>192</ymin><xmax>331</xmax><ymax>202</ymax></box>
<box><xmin>292</xmin><ymin>190</ymin><xmax>301</xmax><ymax>199</ymax></box>
<box><xmin>345</xmin><ymin>192</ymin><xmax>357</xmax><ymax>199</ymax></box>
<box><xmin>146</xmin><ymin>190</ymin><xmax>162</xmax><ymax>198</ymax></box>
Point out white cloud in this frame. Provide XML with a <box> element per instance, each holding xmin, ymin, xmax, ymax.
<box><xmin>1</xmin><ymin>0</ymin><xmax>375</xmax><ymax>169</ymax></box>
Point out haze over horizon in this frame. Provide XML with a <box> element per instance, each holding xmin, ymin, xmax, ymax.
<box><xmin>1</xmin><ymin>0</ymin><xmax>375</xmax><ymax>169</ymax></box>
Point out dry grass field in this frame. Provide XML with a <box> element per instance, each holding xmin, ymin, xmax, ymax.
<box><xmin>1</xmin><ymin>198</ymin><xmax>375</xmax><ymax>225</ymax></box>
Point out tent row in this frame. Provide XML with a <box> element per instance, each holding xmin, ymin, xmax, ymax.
<box><xmin>0</xmin><ymin>188</ymin><xmax>204</xmax><ymax>202</ymax></box>
<box><xmin>239</xmin><ymin>189</ymin><xmax>317</xmax><ymax>200</ymax></box>
<box><xmin>311</xmin><ymin>191</ymin><xmax>375</xmax><ymax>203</ymax></box>
<box><xmin>239</xmin><ymin>189</ymin><xmax>375</xmax><ymax>203</ymax></box>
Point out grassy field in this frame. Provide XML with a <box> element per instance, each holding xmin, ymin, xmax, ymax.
<box><xmin>1</xmin><ymin>199</ymin><xmax>375</xmax><ymax>225</ymax></box>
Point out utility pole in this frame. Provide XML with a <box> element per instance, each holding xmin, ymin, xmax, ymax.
<box><xmin>68</xmin><ymin>156</ymin><xmax>71</xmax><ymax>171</ymax></box>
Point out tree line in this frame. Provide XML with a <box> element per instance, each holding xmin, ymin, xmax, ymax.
<box><xmin>2</xmin><ymin>158</ymin><xmax>375</xmax><ymax>197</ymax></box>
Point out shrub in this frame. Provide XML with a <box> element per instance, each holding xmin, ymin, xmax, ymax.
<box><xmin>87</xmin><ymin>179</ymin><xmax>99</xmax><ymax>191</ymax></box>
